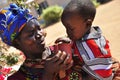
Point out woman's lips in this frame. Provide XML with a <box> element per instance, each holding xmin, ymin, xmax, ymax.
<box><xmin>39</xmin><ymin>37</ymin><xmax>45</xmax><ymax>45</ymax></box>
<box><xmin>41</xmin><ymin>40</ymin><xmax>45</xmax><ymax>45</ymax></box>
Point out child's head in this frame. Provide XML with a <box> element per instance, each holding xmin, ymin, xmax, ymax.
<box><xmin>61</xmin><ymin>0</ymin><xmax>96</xmax><ymax>40</ymax></box>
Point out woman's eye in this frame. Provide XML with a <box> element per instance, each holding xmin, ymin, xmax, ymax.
<box><xmin>28</xmin><ymin>30</ymin><xmax>34</xmax><ymax>37</ymax></box>
<box><xmin>37</xmin><ymin>26</ymin><xmax>41</xmax><ymax>31</ymax></box>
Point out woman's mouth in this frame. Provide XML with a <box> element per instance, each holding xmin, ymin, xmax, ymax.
<box><xmin>41</xmin><ymin>36</ymin><xmax>46</xmax><ymax>44</ymax></box>
<box><xmin>41</xmin><ymin>40</ymin><xmax>45</xmax><ymax>45</ymax></box>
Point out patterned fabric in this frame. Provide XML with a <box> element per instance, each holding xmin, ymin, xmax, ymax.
<box><xmin>7</xmin><ymin>43</ymin><xmax>120</xmax><ymax>80</ymax></box>
<box><xmin>72</xmin><ymin>26</ymin><xmax>113</xmax><ymax>80</ymax></box>
<box><xmin>0</xmin><ymin>3</ymin><xmax>34</xmax><ymax>45</ymax></box>
<box><xmin>7</xmin><ymin>47</ymin><xmax>52</xmax><ymax>80</ymax></box>
<box><xmin>60</xmin><ymin>70</ymin><xmax>82</xmax><ymax>80</ymax></box>
<box><xmin>8</xmin><ymin>65</ymin><xmax>43</xmax><ymax>80</ymax></box>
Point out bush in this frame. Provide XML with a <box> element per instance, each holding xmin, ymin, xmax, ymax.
<box><xmin>91</xmin><ymin>0</ymin><xmax>100</xmax><ymax>7</ymax></box>
<box><xmin>97</xmin><ymin>0</ymin><xmax>112</xmax><ymax>4</ymax></box>
<box><xmin>41</xmin><ymin>5</ymin><xmax>63</xmax><ymax>26</ymax></box>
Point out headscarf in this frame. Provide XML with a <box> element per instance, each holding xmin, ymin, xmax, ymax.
<box><xmin>0</xmin><ymin>3</ymin><xmax>35</xmax><ymax>45</ymax></box>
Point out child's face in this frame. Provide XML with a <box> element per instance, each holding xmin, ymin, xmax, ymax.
<box><xmin>62</xmin><ymin>14</ymin><xmax>90</xmax><ymax>40</ymax></box>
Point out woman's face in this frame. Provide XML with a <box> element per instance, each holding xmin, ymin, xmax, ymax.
<box><xmin>15</xmin><ymin>19</ymin><xmax>46</xmax><ymax>59</ymax></box>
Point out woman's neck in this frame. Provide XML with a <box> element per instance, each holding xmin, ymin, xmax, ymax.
<box><xmin>25</xmin><ymin>47</ymin><xmax>51</xmax><ymax>59</ymax></box>
<box><xmin>23</xmin><ymin>47</ymin><xmax>52</xmax><ymax>68</ymax></box>
<box><xmin>23</xmin><ymin>58</ymin><xmax>45</xmax><ymax>68</ymax></box>
<box><xmin>20</xmin><ymin>64</ymin><xmax>44</xmax><ymax>79</ymax></box>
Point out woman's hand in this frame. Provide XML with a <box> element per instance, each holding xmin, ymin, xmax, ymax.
<box><xmin>111</xmin><ymin>57</ymin><xmax>120</xmax><ymax>80</ymax></box>
<box><xmin>43</xmin><ymin>51</ymin><xmax>73</xmax><ymax>80</ymax></box>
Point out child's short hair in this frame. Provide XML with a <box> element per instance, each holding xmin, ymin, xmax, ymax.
<box><xmin>61</xmin><ymin>0</ymin><xmax>96</xmax><ymax>21</ymax></box>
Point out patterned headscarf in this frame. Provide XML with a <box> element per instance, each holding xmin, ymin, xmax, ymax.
<box><xmin>0</xmin><ymin>3</ymin><xmax>35</xmax><ymax>45</ymax></box>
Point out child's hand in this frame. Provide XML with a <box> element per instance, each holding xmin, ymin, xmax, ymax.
<box><xmin>55</xmin><ymin>37</ymin><xmax>71</xmax><ymax>44</ymax></box>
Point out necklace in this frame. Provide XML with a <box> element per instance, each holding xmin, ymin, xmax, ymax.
<box><xmin>20</xmin><ymin>47</ymin><xmax>53</xmax><ymax>80</ymax></box>
<box><xmin>20</xmin><ymin>65</ymin><xmax>44</xmax><ymax>80</ymax></box>
<box><xmin>24</xmin><ymin>59</ymin><xmax>45</xmax><ymax>68</ymax></box>
<box><xmin>24</xmin><ymin>47</ymin><xmax>52</xmax><ymax>68</ymax></box>
<box><xmin>20</xmin><ymin>59</ymin><xmax>45</xmax><ymax>80</ymax></box>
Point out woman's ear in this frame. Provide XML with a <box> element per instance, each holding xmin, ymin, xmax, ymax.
<box><xmin>12</xmin><ymin>39</ymin><xmax>20</xmax><ymax>49</ymax></box>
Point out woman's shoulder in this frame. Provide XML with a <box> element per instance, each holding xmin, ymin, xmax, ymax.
<box><xmin>7</xmin><ymin>70</ymin><xmax>25</xmax><ymax>80</ymax></box>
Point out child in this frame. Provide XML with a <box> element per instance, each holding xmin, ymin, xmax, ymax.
<box><xmin>61</xmin><ymin>0</ymin><xmax>114</xmax><ymax>79</ymax></box>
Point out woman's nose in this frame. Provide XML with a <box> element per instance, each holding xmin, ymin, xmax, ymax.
<box><xmin>35</xmin><ymin>30</ymin><xmax>43</xmax><ymax>39</ymax></box>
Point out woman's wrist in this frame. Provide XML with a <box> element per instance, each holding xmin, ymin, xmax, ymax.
<box><xmin>43</xmin><ymin>72</ymin><xmax>56</xmax><ymax>80</ymax></box>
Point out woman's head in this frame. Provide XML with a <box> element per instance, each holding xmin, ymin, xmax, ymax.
<box><xmin>0</xmin><ymin>3</ymin><xmax>46</xmax><ymax>59</ymax></box>
<box><xmin>0</xmin><ymin>3</ymin><xmax>34</xmax><ymax>45</ymax></box>
<box><xmin>61</xmin><ymin>0</ymin><xmax>96</xmax><ymax>40</ymax></box>
<box><xmin>13</xmin><ymin>19</ymin><xmax>46</xmax><ymax>59</ymax></box>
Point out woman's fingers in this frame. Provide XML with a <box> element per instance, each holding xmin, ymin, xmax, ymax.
<box><xmin>49</xmin><ymin>51</ymin><xmax>67</xmax><ymax>64</ymax></box>
<box><xmin>65</xmin><ymin>60</ymin><xmax>73</xmax><ymax>70</ymax></box>
<box><xmin>56</xmin><ymin>51</ymin><xmax>73</xmax><ymax>70</ymax></box>
<box><xmin>56</xmin><ymin>51</ymin><xmax>67</xmax><ymax>65</ymax></box>
<box><xmin>60</xmin><ymin>57</ymin><xmax>73</xmax><ymax>70</ymax></box>
<box><xmin>48</xmin><ymin>51</ymin><xmax>62</xmax><ymax>63</ymax></box>
<box><xmin>63</xmin><ymin>54</ymin><xmax>70</xmax><ymax>64</ymax></box>
<box><xmin>45</xmin><ymin>50</ymin><xmax>72</xmax><ymax>74</ymax></box>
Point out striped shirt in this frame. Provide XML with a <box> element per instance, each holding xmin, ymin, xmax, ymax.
<box><xmin>72</xmin><ymin>26</ymin><xmax>113</xmax><ymax>80</ymax></box>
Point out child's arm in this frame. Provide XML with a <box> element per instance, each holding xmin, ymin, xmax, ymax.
<box><xmin>55</xmin><ymin>37</ymin><xmax>71</xmax><ymax>44</ymax></box>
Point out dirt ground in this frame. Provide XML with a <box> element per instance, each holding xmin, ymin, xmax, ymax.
<box><xmin>44</xmin><ymin>0</ymin><xmax>120</xmax><ymax>61</ymax></box>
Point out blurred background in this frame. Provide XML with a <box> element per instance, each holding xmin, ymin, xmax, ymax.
<box><xmin>0</xmin><ymin>0</ymin><xmax>109</xmax><ymax>27</ymax></box>
<box><xmin>0</xmin><ymin>0</ymin><xmax>120</xmax><ymax>69</ymax></box>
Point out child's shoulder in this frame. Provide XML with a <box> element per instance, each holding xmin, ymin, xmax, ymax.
<box><xmin>82</xmin><ymin>26</ymin><xmax>102</xmax><ymax>40</ymax></box>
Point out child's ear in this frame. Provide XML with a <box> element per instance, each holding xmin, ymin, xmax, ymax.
<box><xmin>86</xmin><ymin>19</ymin><xmax>92</xmax><ymax>28</ymax></box>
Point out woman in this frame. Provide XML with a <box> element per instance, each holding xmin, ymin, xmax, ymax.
<box><xmin>0</xmin><ymin>3</ymin><xmax>120</xmax><ymax>80</ymax></box>
<box><xmin>0</xmin><ymin>3</ymin><xmax>72</xmax><ymax>80</ymax></box>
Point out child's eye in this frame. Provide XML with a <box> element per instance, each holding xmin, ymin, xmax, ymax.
<box><xmin>70</xmin><ymin>27</ymin><xmax>74</xmax><ymax>30</ymax></box>
<box><xmin>68</xmin><ymin>26</ymin><xmax>74</xmax><ymax>31</ymax></box>
<box><xmin>66</xmin><ymin>24</ymin><xmax>74</xmax><ymax>30</ymax></box>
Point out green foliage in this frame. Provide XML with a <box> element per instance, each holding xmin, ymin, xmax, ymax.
<box><xmin>41</xmin><ymin>5</ymin><xmax>63</xmax><ymax>26</ymax></box>
<box><xmin>6</xmin><ymin>55</ymin><xmax>18</xmax><ymax>66</ymax></box>
<box><xmin>0</xmin><ymin>53</ymin><xmax>18</xmax><ymax>66</ymax></box>
<box><xmin>9</xmin><ymin>0</ymin><xmax>39</xmax><ymax>9</ymax></box>
<box><xmin>91</xmin><ymin>0</ymin><xmax>100</xmax><ymax>7</ymax></box>
<box><xmin>0</xmin><ymin>39</ymin><xmax>22</xmax><ymax>66</ymax></box>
